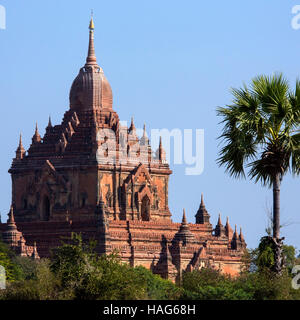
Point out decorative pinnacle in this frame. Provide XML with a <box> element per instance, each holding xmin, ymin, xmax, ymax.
<box><xmin>32</xmin><ymin>122</ymin><xmax>41</xmax><ymax>143</ymax></box>
<box><xmin>141</xmin><ymin>123</ymin><xmax>149</xmax><ymax>146</ymax></box>
<box><xmin>16</xmin><ymin>133</ymin><xmax>25</xmax><ymax>159</ymax></box>
<box><xmin>89</xmin><ymin>10</ymin><xmax>94</xmax><ymax>30</ymax></box>
<box><xmin>199</xmin><ymin>193</ymin><xmax>206</xmax><ymax>209</ymax></box>
<box><xmin>47</xmin><ymin>116</ymin><xmax>52</xmax><ymax>128</ymax></box>
<box><xmin>8</xmin><ymin>205</ymin><xmax>15</xmax><ymax>224</ymax></box>
<box><xmin>233</xmin><ymin>224</ymin><xmax>238</xmax><ymax>239</ymax></box>
<box><xmin>86</xmin><ymin>14</ymin><xmax>97</xmax><ymax>66</ymax></box>
<box><xmin>225</xmin><ymin>216</ymin><xmax>233</xmax><ymax>235</ymax></box>
<box><xmin>17</xmin><ymin>133</ymin><xmax>25</xmax><ymax>151</ymax></box>
<box><xmin>129</xmin><ymin>117</ymin><xmax>136</xmax><ymax>132</ymax></box>
<box><xmin>217</xmin><ymin>213</ymin><xmax>222</xmax><ymax>225</ymax></box>
<box><xmin>19</xmin><ymin>133</ymin><xmax>23</xmax><ymax>148</ymax></box>
<box><xmin>32</xmin><ymin>241</ymin><xmax>38</xmax><ymax>259</ymax></box>
<box><xmin>240</xmin><ymin>227</ymin><xmax>245</xmax><ymax>241</ymax></box>
<box><xmin>182</xmin><ymin>209</ymin><xmax>187</xmax><ymax>225</ymax></box>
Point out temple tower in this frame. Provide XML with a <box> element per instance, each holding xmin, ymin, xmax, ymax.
<box><xmin>8</xmin><ymin>17</ymin><xmax>172</xmax><ymax>224</ymax></box>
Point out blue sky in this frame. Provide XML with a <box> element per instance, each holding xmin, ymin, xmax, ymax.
<box><xmin>1</xmin><ymin>0</ymin><xmax>300</xmax><ymax>250</ymax></box>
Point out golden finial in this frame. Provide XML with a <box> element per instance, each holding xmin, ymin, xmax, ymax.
<box><xmin>89</xmin><ymin>10</ymin><xmax>94</xmax><ymax>30</ymax></box>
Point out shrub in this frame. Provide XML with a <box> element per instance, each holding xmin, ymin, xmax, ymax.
<box><xmin>181</xmin><ymin>268</ymin><xmax>252</xmax><ymax>300</ymax></box>
<box><xmin>0</xmin><ymin>239</ymin><xmax>23</xmax><ymax>282</ymax></box>
<box><xmin>133</xmin><ymin>266</ymin><xmax>181</xmax><ymax>300</ymax></box>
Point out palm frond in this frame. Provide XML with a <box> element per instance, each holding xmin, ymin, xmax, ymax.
<box><xmin>218</xmin><ymin>73</ymin><xmax>300</xmax><ymax>185</ymax></box>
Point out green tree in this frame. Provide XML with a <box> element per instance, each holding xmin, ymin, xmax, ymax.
<box><xmin>217</xmin><ymin>74</ymin><xmax>300</xmax><ymax>273</ymax></box>
<box><xmin>133</xmin><ymin>266</ymin><xmax>180</xmax><ymax>300</ymax></box>
<box><xmin>0</xmin><ymin>239</ymin><xmax>23</xmax><ymax>281</ymax></box>
<box><xmin>0</xmin><ymin>259</ymin><xmax>61</xmax><ymax>300</ymax></box>
<box><xmin>13</xmin><ymin>256</ymin><xmax>39</xmax><ymax>280</ymax></box>
<box><xmin>181</xmin><ymin>268</ymin><xmax>252</xmax><ymax>300</ymax></box>
<box><xmin>50</xmin><ymin>233</ymin><xmax>147</xmax><ymax>299</ymax></box>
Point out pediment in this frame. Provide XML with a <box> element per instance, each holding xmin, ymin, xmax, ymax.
<box><xmin>123</xmin><ymin>163</ymin><xmax>153</xmax><ymax>190</ymax></box>
<box><xmin>38</xmin><ymin>160</ymin><xmax>68</xmax><ymax>191</ymax></box>
<box><xmin>132</xmin><ymin>163</ymin><xmax>153</xmax><ymax>185</ymax></box>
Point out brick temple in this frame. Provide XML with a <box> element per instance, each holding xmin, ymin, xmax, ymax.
<box><xmin>0</xmin><ymin>18</ymin><xmax>246</xmax><ymax>282</ymax></box>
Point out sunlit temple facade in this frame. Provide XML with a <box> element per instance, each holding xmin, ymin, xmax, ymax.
<box><xmin>0</xmin><ymin>18</ymin><xmax>246</xmax><ymax>282</ymax></box>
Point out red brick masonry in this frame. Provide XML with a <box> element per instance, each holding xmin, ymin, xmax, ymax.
<box><xmin>0</xmin><ymin>18</ymin><xmax>246</xmax><ymax>282</ymax></box>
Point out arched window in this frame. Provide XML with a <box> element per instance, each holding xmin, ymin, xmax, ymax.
<box><xmin>141</xmin><ymin>195</ymin><xmax>150</xmax><ymax>221</ymax></box>
<box><xmin>80</xmin><ymin>192</ymin><xmax>88</xmax><ymax>208</ymax></box>
<box><xmin>81</xmin><ymin>197</ymin><xmax>86</xmax><ymax>208</ymax></box>
<box><xmin>42</xmin><ymin>195</ymin><xmax>50</xmax><ymax>221</ymax></box>
<box><xmin>23</xmin><ymin>198</ymin><xmax>28</xmax><ymax>210</ymax></box>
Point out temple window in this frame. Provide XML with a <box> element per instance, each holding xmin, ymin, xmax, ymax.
<box><xmin>141</xmin><ymin>195</ymin><xmax>150</xmax><ymax>221</ymax></box>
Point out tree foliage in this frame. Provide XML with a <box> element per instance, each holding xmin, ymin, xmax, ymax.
<box><xmin>217</xmin><ymin>73</ymin><xmax>300</xmax><ymax>185</ymax></box>
<box><xmin>0</xmin><ymin>239</ymin><xmax>23</xmax><ymax>282</ymax></box>
<box><xmin>1</xmin><ymin>234</ymin><xmax>179</xmax><ymax>300</ymax></box>
<box><xmin>1</xmin><ymin>233</ymin><xmax>300</xmax><ymax>300</ymax></box>
<box><xmin>217</xmin><ymin>73</ymin><xmax>300</xmax><ymax>273</ymax></box>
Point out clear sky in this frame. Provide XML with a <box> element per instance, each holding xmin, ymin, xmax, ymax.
<box><xmin>1</xmin><ymin>0</ymin><xmax>300</xmax><ymax>250</ymax></box>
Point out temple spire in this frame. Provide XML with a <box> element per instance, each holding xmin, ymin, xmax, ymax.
<box><xmin>174</xmin><ymin>208</ymin><xmax>195</xmax><ymax>244</ymax></box>
<box><xmin>239</xmin><ymin>227</ymin><xmax>245</xmax><ymax>242</ymax></box>
<box><xmin>140</xmin><ymin>123</ymin><xmax>149</xmax><ymax>146</ymax></box>
<box><xmin>214</xmin><ymin>213</ymin><xmax>225</xmax><ymax>237</ymax></box>
<box><xmin>8</xmin><ymin>205</ymin><xmax>15</xmax><ymax>224</ymax></box>
<box><xmin>31</xmin><ymin>241</ymin><xmax>39</xmax><ymax>259</ymax></box>
<box><xmin>129</xmin><ymin>117</ymin><xmax>136</xmax><ymax>132</ymax></box>
<box><xmin>47</xmin><ymin>115</ymin><xmax>52</xmax><ymax>128</ymax></box>
<box><xmin>225</xmin><ymin>216</ymin><xmax>233</xmax><ymax>239</ymax></box>
<box><xmin>32</xmin><ymin>122</ymin><xmax>41</xmax><ymax>144</ymax></box>
<box><xmin>195</xmin><ymin>193</ymin><xmax>210</xmax><ymax>224</ymax></box>
<box><xmin>231</xmin><ymin>224</ymin><xmax>244</xmax><ymax>250</ymax></box>
<box><xmin>226</xmin><ymin>216</ymin><xmax>230</xmax><ymax>228</ymax></box>
<box><xmin>182</xmin><ymin>209</ymin><xmax>187</xmax><ymax>225</ymax></box>
<box><xmin>200</xmin><ymin>193</ymin><xmax>205</xmax><ymax>207</ymax></box>
<box><xmin>156</xmin><ymin>136</ymin><xmax>166</xmax><ymax>162</ymax></box>
<box><xmin>85</xmin><ymin>13</ymin><xmax>98</xmax><ymax>66</ymax></box>
<box><xmin>217</xmin><ymin>213</ymin><xmax>222</xmax><ymax>225</ymax></box>
<box><xmin>142</xmin><ymin>123</ymin><xmax>147</xmax><ymax>141</ymax></box>
<box><xmin>233</xmin><ymin>224</ymin><xmax>238</xmax><ymax>239</ymax></box>
<box><xmin>16</xmin><ymin>133</ymin><xmax>25</xmax><ymax>159</ymax></box>
<box><xmin>18</xmin><ymin>133</ymin><xmax>23</xmax><ymax>149</ymax></box>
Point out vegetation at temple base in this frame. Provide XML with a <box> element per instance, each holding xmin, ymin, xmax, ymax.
<box><xmin>0</xmin><ymin>239</ymin><xmax>23</xmax><ymax>282</ymax></box>
<box><xmin>180</xmin><ymin>236</ymin><xmax>300</xmax><ymax>300</ymax></box>
<box><xmin>0</xmin><ymin>234</ymin><xmax>300</xmax><ymax>300</ymax></box>
<box><xmin>0</xmin><ymin>234</ymin><xmax>180</xmax><ymax>300</ymax></box>
<box><xmin>217</xmin><ymin>73</ymin><xmax>300</xmax><ymax>274</ymax></box>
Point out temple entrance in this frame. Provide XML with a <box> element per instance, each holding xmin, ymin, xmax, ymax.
<box><xmin>141</xmin><ymin>195</ymin><xmax>150</xmax><ymax>221</ymax></box>
<box><xmin>41</xmin><ymin>196</ymin><xmax>50</xmax><ymax>221</ymax></box>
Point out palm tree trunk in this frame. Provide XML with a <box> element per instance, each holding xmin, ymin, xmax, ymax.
<box><xmin>273</xmin><ymin>173</ymin><xmax>280</xmax><ymax>239</ymax></box>
<box><xmin>273</xmin><ymin>173</ymin><xmax>283</xmax><ymax>274</ymax></box>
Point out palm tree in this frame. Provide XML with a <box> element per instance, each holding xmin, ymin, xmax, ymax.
<box><xmin>217</xmin><ymin>73</ymin><xmax>300</xmax><ymax>274</ymax></box>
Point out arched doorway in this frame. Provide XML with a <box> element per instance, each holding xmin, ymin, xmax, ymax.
<box><xmin>141</xmin><ymin>195</ymin><xmax>150</xmax><ymax>221</ymax></box>
<box><xmin>42</xmin><ymin>195</ymin><xmax>50</xmax><ymax>221</ymax></box>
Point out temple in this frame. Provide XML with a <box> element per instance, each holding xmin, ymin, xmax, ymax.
<box><xmin>0</xmin><ymin>17</ymin><xmax>246</xmax><ymax>282</ymax></box>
